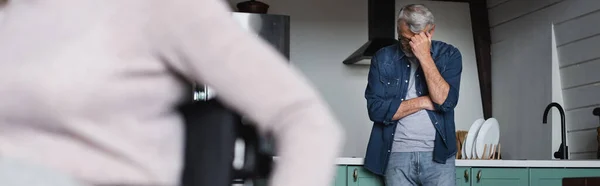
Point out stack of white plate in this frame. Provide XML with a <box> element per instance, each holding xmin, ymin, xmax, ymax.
<box><xmin>461</xmin><ymin>118</ymin><xmax>500</xmax><ymax>159</ymax></box>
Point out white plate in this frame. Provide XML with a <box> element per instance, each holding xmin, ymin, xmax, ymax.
<box><xmin>461</xmin><ymin>140</ymin><xmax>468</xmax><ymax>159</ymax></box>
<box><xmin>475</xmin><ymin>118</ymin><xmax>500</xmax><ymax>159</ymax></box>
<box><xmin>465</xmin><ymin>118</ymin><xmax>485</xmax><ymax>159</ymax></box>
<box><xmin>461</xmin><ymin>137</ymin><xmax>470</xmax><ymax>159</ymax></box>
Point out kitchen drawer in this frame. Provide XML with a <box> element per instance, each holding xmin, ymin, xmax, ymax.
<box><xmin>530</xmin><ymin>168</ymin><xmax>600</xmax><ymax>186</ymax></box>
<box><xmin>456</xmin><ymin>167</ymin><xmax>471</xmax><ymax>186</ymax></box>
<box><xmin>346</xmin><ymin>166</ymin><xmax>384</xmax><ymax>186</ymax></box>
<box><xmin>470</xmin><ymin>167</ymin><xmax>528</xmax><ymax>186</ymax></box>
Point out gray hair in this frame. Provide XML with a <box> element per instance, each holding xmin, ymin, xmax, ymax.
<box><xmin>397</xmin><ymin>4</ymin><xmax>435</xmax><ymax>33</ymax></box>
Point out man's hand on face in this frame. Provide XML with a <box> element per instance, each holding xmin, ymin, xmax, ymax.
<box><xmin>409</xmin><ymin>31</ymin><xmax>433</xmax><ymax>61</ymax></box>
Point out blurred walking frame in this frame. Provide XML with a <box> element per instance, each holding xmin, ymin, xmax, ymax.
<box><xmin>179</xmin><ymin>83</ymin><xmax>274</xmax><ymax>186</ymax></box>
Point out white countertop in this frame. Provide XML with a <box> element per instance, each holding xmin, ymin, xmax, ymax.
<box><xmin>335</xmin><ymin>157</ymin><xmax>600</xmax><ymax>168</ymax></box>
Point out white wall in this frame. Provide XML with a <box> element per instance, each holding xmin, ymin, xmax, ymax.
<box><xmin>554</xmin><ymin>2</ymin><xmax>600</xmax><ymax>160</ymax></box>
<box><xmin>488</xmin><ymin>0</ymin><xmax>600</xmax><ymax>160</ymax></box>
<box><xmin>227</xmin><ymin>0</ymin><xmax>483</xmax><ymax>157</ymax></box>
<box><xmin>551</xmin><ymin>24</ymin><xmax>565</xmax><ymax>159</ymax></box>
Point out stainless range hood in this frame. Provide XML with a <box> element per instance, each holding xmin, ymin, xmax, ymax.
<box><xmin>343</xmin><ymin>0</ymin><xmax>397</xmax><ymax>65</ymax></box>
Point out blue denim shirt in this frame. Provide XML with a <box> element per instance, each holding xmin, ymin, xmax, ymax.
<box><xmin>363</xmin><ymin>41</ymin><xmax>462</xmax><ymax>175</ymax></box>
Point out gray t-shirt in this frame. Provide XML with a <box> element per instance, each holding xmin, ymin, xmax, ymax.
<box><xmin>392</xmin><ymin>58</ymin><xmax>437</xmax><ymax>152</ymax></box>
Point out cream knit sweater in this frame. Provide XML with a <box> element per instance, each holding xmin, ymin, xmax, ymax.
<box><xmin>0</xmin><ymin>0</ymin><xmax>344</xmax><ymax>185</ymax></box>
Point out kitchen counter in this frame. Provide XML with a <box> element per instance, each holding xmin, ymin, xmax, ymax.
<box><xmin>335</xmin><ymin>157</ymin><xmax>600</xmax><ymax>168</ymax></box>
<box><xmin>263</xmin><ymin>157</ymin><xmax>600</xmax><ymax>186</ymax></box>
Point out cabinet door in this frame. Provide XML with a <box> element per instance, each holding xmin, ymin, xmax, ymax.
<box><xmin>470</xmin><ymin>168</ymin><xmax>528</xmax><ymax>186</ymax></box>
<box><xmin>333</xmin><ymin>166</ymin><xmax>347</xmax><ymax>186</ymax></box>
<box><xmin>346</xmin><ymin>166</ymin><xmax>384</xmax><ymax>186</ymax></box>
<box><xmin>530</xmin><ymin>168</ymin><xmax>600</xmax><ymax>186</ymax></box>
<box><xmin>456</xmin><ymin>167</ymin><xmax>471</xmax><ymax>186</ymax></box>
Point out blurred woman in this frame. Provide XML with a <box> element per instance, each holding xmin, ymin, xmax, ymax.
<box><xmin>0</xmin><ymin>0</ymin><xmax>344</xmax><ymax>185</ymax></box>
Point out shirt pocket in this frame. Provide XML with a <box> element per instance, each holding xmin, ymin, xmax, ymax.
<box><xmin>379</xmin><ymin>76</ymin><xmax>400</xmax><ymax>98</ymax></box>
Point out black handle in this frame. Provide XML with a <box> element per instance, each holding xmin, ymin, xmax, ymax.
<box><xmin>179</xmin><ymin>100</ymin><xmax>238</xmax><ymax>186</ymax></box>
<box><xmin>595</xmin><ymin>107</ymin><xmax>600</xmax><ymax>160</ymax></box>
<box><xmin>235</xmin><ymin>122</ymin><xmax>274</xmax><ymax>180</ymax></box>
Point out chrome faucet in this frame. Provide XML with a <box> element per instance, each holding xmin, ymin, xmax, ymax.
<box><xmin>594</xmin><ymin>107</ymin><xmax>600</xmax><ymax>159</ymax></box>
<box><xmin>543</xmin><ymin>102</ymin><xmax>568</xmax><ymax>159</ymax></box>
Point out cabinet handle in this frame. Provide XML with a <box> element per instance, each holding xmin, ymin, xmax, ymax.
<box><xmin>353</xmin><ymin>168</ymin><xmax>358</xmax><ymax>182</ymax></box>
<box><xmin>476</xmin><ymin>170</ymin><xmax>482</xmax><ymax>182</ymax></box>
<box><xmin>464</xmin><ymin>169</ymin><xmax>469</xmax><ymax>181</ymax></box>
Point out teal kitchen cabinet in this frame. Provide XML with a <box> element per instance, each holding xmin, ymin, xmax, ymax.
<box><xmin>456</xmin><ymin>167</ymin><xmax>471</xmax><ymax>186</ymax></box>
<box><xmin>346</xmin><ymin>166</ymin><xmax>384</xmax><ymax>186</ymax></box>
<box><xmin>530</xmin><ymin>168</ymin><xmax>600</xmax><ymax>186</ymax></box>
<box><xmin>459</xmin><ymin>167</ymin><xmax>529</xmax><ymax>186</ymax></box>
<box><xmin>470</xmin><ymin>168</ymin><xmax>529</xmax><ymax>186</ymax></box>
<box><xmin>259</xmin><ymin>165</ymin><xmax>600</xmax><ymax>186</ymax></box>
<box><xmin>333</xmin><ymin>166</ymin><xmax>347</xmax><ymax>186</ymax></box>
<box><xmin>344</xmin><ymin>166</ymin><xmax>473</xmax><ymax>186</ymax></box>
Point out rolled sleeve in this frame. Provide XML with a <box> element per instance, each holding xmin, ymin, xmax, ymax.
<box><xmin>365</xmin><ymin>56</ymin><xmax>402</xmax><ymax>125</ymax></box>
<box><xmin>433</xmin><ymin>49</ymin><xmax>462</xmax><ymax>113</ymax></box>
<box><xmin>384</xmin><ymin>98</ymin><xmax>402</xmax><ymax>124</ymax></box>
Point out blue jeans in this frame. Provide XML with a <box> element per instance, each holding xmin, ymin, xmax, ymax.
<box><xmin>385</xmin><ymin>152</ymin><xmax>455</xmax><ymax>186</ymax></box>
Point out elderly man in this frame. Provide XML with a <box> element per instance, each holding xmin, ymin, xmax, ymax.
<box><xmin>363</xmin><ymin>4</ymin><xmax>462</xmax><ymax>186</ymax></box>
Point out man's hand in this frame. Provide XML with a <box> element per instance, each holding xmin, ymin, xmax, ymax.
<box><xmin>410</xmin><ymin>31</ymin><xmax>451</xmax><ymax>106</ymax></box>
<box><xmin>421</xmin><ymin>96</ymin><xmax>435</xmax><ymax>111</ymax></box>
<box><xmin>409</xmin><ymin>32</ymin><xmax>433</xmax><ymax>61</ymax></box>
<box><xmin>392</xmin><ymin>96</ymin><xmax>435</xmax><ymax>120</ymax></box>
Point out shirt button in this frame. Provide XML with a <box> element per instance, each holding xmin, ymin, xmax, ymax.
<box><xmin>387</xmin><ymin>82</ymin><xmax>390</xmax><ymax>85</ymax></box>
<box><xmin>392</xmin><ymin>133</ymin><xmax>394</xmax><ymax>136</ymax></box>
<box><xmin>407</xmin><ymin>65</ymin><xmax>410</xmax><ymax>67</ymax></box>
<box><xmin>388</xmin><ymin>150</ymin><xmax>391</xmax><ymax>153</ymax></box>
<box><xmin>435</xmin><ymin>122</ymin><xmax>439</xmax><ymax>124</ymax></box>
<box><xmin>401</xmin><ymin>99</ymin><xmax>404</xmax><ymax>101</ymax></box>
<box><xmin>416</xmin><ymin>75</ymin><xmax>419</xmax><ymax>77</ymax></box>
<box><xmin>419</xmin><ymin>91</ymin><xmax>422</xmax><ymax>94</ymax></box>
<box><xmin>405</xmin><ymin>80</ymin><xmax>408</xmax><ymax>83</ymax></box>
